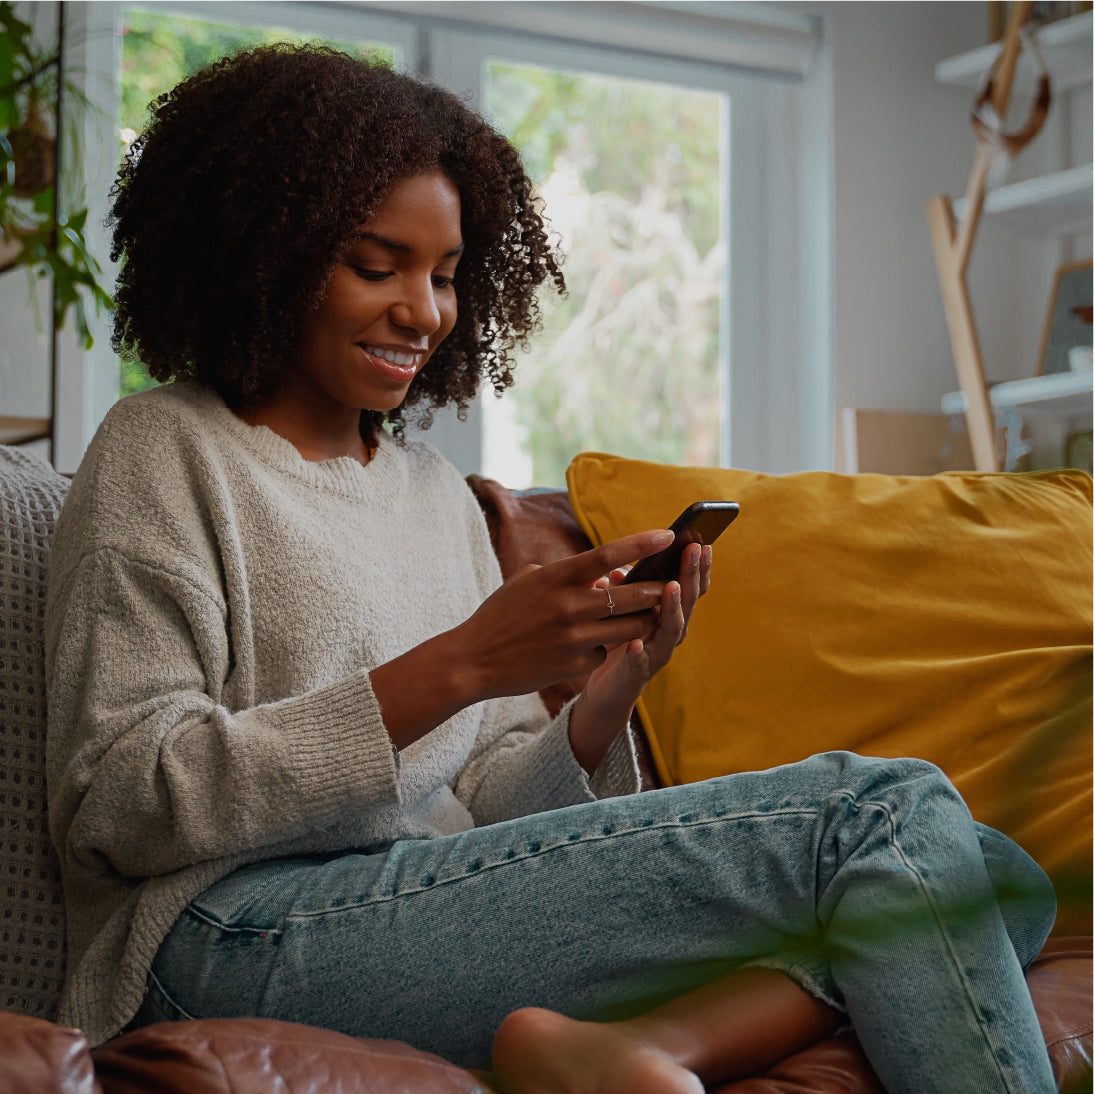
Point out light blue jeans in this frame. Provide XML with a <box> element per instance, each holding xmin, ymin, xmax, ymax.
<box><xmin>134</xmin><ymin>752</ymin><xmax>1056</xmax><ymax>1092</ymax></box>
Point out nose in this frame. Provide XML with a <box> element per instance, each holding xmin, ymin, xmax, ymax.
<box><xmin>389</xmin><ymin>275</ymin><xmax>442</xmax><ymax>336</ymax></box>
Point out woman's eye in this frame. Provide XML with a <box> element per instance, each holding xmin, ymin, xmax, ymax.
<box><xmin>352</xmin><ymin>268</ymin><xmax>391</xmax><ymax>282</ymax></box>
<box><xmin>432</xmin><ymin>275</ymin><xmax>455</xmax><ymax>289</ymax></box>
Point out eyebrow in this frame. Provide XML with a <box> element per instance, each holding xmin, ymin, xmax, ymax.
<box><xmin>356</xmin><ymin>231</ymin><xmax>464</xmax><ymax>259</ymax></box>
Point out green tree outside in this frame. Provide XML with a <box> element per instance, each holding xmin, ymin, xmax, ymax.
<box><xmin>484</xmin><ymin>62</ymin><xmax>723</xmax><ymax>485</ymax></box>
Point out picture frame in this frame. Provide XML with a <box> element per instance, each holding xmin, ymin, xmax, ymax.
<box><xmin>1036</xmin><ymin>259</ymin><xmax>1093</xmax><ymax>375</ymax></box>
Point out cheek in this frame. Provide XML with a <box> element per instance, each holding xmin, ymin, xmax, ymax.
<box><xmin>436</xmin><ymin>296</ymin><xmax>459</xmax><ymax>344</ymax></box>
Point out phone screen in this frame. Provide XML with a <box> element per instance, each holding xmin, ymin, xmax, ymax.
<box><xmin>621</xmin><ymin>501</ymin><xmax>739</xmax><ymax>584</ymax></box>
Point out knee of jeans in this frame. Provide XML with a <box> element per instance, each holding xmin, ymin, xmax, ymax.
<box><xmin>831</xmin><ymin>753</ymin><xmax>963</xmax><ymax>813</ymax></box>
<box><xmin>891</xmin><ymin>756</ymin><xmax>971</xmax><ymax>810</ymax></box>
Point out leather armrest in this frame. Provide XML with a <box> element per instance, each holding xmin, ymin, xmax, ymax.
<box><xmin>0</xmin><ymin>1010</ymin><xmax>102</xmax><ymax>1094</ymax></box>
<box><xmin>90</xmin><ymin>1018</ymin><xmax>490</xmax><ymax>1094</ymax></box>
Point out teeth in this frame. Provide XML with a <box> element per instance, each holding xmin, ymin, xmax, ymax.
<box><xmin>364</xmin><ymin>345</ymin><xmax>419</xmax><ymax>368</ymax></box>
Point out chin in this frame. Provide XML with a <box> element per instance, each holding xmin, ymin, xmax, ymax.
<box><xmin>362</xmin><ymin>390</ymin><xmax>413</xmax><ymax>415</ymax></box>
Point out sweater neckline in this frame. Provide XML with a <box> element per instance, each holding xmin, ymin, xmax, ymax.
<box><xmin>181</xmin><ymin>382</ymin><xmax>406</xmax><ymax>501</ymax></box>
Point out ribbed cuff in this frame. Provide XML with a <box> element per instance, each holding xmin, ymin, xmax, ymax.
<box><xmin>588</xmin><ymin>726</ymin><xmax>643</xmax><ymax>799</ymax></box>
<box><xmin>261</xmin><ymin>669</ymin><xmax>401</xmax><ymax>819</ymax></box>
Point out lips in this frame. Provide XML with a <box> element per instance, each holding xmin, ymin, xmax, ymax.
<box><xmin>359</xmin><ymin>343</ymin><xmax>423</xmax><ymax>382</ymax></box>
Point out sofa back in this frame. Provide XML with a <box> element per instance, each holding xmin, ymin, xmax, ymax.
<box><xmin>0</xmin><ymin>446</ymin><xmax>70</xmax><ymax>1020</ymax></box>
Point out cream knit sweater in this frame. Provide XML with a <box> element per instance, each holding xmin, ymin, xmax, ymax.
<box><xmin>45</xmin><ymin>381</ymin><xmax>639</xmax><ymax>1046</ymax></box>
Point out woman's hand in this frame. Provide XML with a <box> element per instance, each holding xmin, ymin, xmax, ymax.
<box><xmin>568</xmin><ymin>540</ymin><xmax>713</xmax><ymax>773</ymax></box>
<box><xmin>455</xmin><ymin>528</ymin><xmax>681</xmax><ymax>700</ymax></box>
<box><xmin>371</xmin><ymin>528</ymin><xmax>682</xmax><ymax>750</ymax></box>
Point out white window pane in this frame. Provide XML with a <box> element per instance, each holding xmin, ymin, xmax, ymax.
<box><xmin>481</xmin><ymin>61</ymin><xmax>725</xmax><ymax>488</ymax></box>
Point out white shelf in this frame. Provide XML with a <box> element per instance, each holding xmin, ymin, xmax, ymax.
<box><xmin>936</xmin><ymin>11</ymin><xmax>1093</xmax><ymax>92</ymax></box>
<box><xmin>953</xmin><ymin>164</ymin><xmax>1094</xmax><ymax>235</ymax></box>
<box><xmin>942</xmin><ymin>369</ymin><xmax>1093</xmax><ymax>419</ymax></box>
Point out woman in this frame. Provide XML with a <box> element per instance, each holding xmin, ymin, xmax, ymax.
<box><xmin>45</xmin><ymin>44</ymin><xmax>1056</xmax><ymax>1093</ymax></box>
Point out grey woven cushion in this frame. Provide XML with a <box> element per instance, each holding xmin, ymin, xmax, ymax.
<box><xmin>0</xmin><ymin>445</ymin><xmax>70</xmax><ymax>1019</ymax></box>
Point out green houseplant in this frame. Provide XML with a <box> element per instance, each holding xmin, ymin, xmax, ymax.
<box><xmin>0</xmin><ymin>0</ymin><xmax>112</xmax><ymax>349</ymax></box>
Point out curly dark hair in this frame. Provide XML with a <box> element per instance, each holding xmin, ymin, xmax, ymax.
<box><xmin>109</xmin><ymin>43</ymin><xmax>565</xmax><ymax>434</ymax></box>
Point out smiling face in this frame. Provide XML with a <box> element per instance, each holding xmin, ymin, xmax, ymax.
<box><xmin>242</xmin><ymin>171</ymin><xmax>463</xmax><ymax>462</ymax></box>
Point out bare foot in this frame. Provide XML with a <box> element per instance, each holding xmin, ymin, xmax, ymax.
<box><xmin>490</xmin><ymin>1007</ymin><xmax>705</xmax><ymax>1094</ymax></box>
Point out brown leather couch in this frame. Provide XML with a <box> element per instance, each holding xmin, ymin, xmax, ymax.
<box><xmin>1</xmin><ymin>462</ymin><xmax>1090</xmax><ymax>1093</ymax></box>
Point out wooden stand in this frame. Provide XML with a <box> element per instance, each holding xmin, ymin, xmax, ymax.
<box><xmin>927</xmin><ymin>1</ymin><xmax>1042</xmax><ymax>472</ymax></box>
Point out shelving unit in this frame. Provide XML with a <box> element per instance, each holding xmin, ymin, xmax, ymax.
<box><xmin>935</xmin><ymin>10</ymin><xmax>1093</xmax><ymax>91</ymax></box>
<box><xmin>942</xmin><ymin>371</ymin><xmax>1092</xmax><ymax>471</ymax></box>
<box><xmin>941</xmin><ymin>371</ymin><xmax>1092</xmax><ymax>418</ymax></box>
<box><xmin>928</xmin><ymin>4</ymin><xmax>1093</xmax><ymax>472</ymax></box>
<box><xmin>952</xmin><ymin>164</ymin><xmax>1092</xmax><ymax>235</ymax></box>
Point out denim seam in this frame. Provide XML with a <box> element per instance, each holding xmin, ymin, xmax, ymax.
<box><xmin>189</xmin><ymin>860</ymin><xmax>297</xmax><ymax>931</ymax></box>
<box><xmin>845</xmin><ymin>793</ymin><xmax>1017</xmax><ymax>1094</ymax></box>
<box><xmin>287</xmin><ymin>807</ymin><xmax>818</xmax><ymax>921</ymax></box>
<box><xmin>146</xmin><ymin>965</ymin><xmax>200</xmax><ymax>1022</ymax></box>
<box><xmin>186</xmin><ymin>901</ymin><xmax>286</xmax><ymax>937</ymax></box>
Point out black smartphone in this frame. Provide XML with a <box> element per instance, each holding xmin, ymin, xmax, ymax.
<box><xmin>621</xmin><ymin>501</ymin><xmax>739</xmax><ymax>585</ymax></box>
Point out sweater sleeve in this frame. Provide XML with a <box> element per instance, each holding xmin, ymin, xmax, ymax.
<box><xmin>452</xmin><ymin>694</ymin><xmax>642</xmax><ymax>825</ymax></box>
<box><xmin>445</xmin><ymin>476</ymin><xmax>642</xmax><ymax>823</ymax></box>
<box><xmin>46</xmin><ymin>545</ymin><xmax>399</xmax><ymax>880</ymax></box>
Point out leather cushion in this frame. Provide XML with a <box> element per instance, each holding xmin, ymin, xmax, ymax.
<box><xmin>90</xmin><ymin>1017</ymin><xmax>491</xmax><ymax>1094</ymax></box>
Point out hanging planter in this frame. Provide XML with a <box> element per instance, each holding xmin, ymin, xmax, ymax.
<box><xmin>0</xmin><ymin>1</ymin><xmax>113</xmax><ymax>348</ymax></box>
<box><xmin>8</xmin><ymin>97</ymin><xmax>56</xmax><ymax>194</ymax></box>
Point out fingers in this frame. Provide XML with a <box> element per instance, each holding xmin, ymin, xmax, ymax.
<box><xmin>677</xmin><ymin>542</ymin><xmax>706</xmax><ymax>641</ymax></box>
<box><xmin>641</xmin><ymin>577</ymin><xmax>687</xmax><ymax>666</ymax></box>
<box><xmin>587</xmin><ymin>578</ymin><xmax>661</xmax><ymax>621</ymax></box>
<box><xmin>559</xmin><ymin>529</ymin><xmax>675</xmax><ymax>586</ymax></box>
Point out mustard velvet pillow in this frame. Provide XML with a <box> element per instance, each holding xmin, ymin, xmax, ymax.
<box><xmin>566</xmin><ymin>453</ymin><xmax>1093</xmax><ymax>935</ymax></box>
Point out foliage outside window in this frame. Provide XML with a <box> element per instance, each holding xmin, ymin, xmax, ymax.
<box><xmin>484</xmin><ymin>63</ymin><xmax>723</xmax><ymax>486</ymax></box>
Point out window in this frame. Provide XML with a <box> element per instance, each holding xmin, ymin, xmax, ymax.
<box><xmin>428</xmin><ymin>22</ymin><xmax>824</xmax><ymax>479</ymax></box>
<box><xmin>59</xmin><ymin>2</ymin><xmax>829</xmax><ymax>477</ymax></box>
<box><xmin>479</xmin><ymin>60</ymin><xmax>724</xmax><ymax>488</ymax></box>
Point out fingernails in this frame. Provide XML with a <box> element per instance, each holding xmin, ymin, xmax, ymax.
<box><xmin>652</xmin><ymin>529</ymin><xmax>674</xmax><ymax>547</ymax></box>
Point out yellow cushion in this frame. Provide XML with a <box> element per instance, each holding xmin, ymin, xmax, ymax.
<box><xmin>566</xmin><ymin>453</ymin><xmax>1093</xmax><ymax>936</ymax></box>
